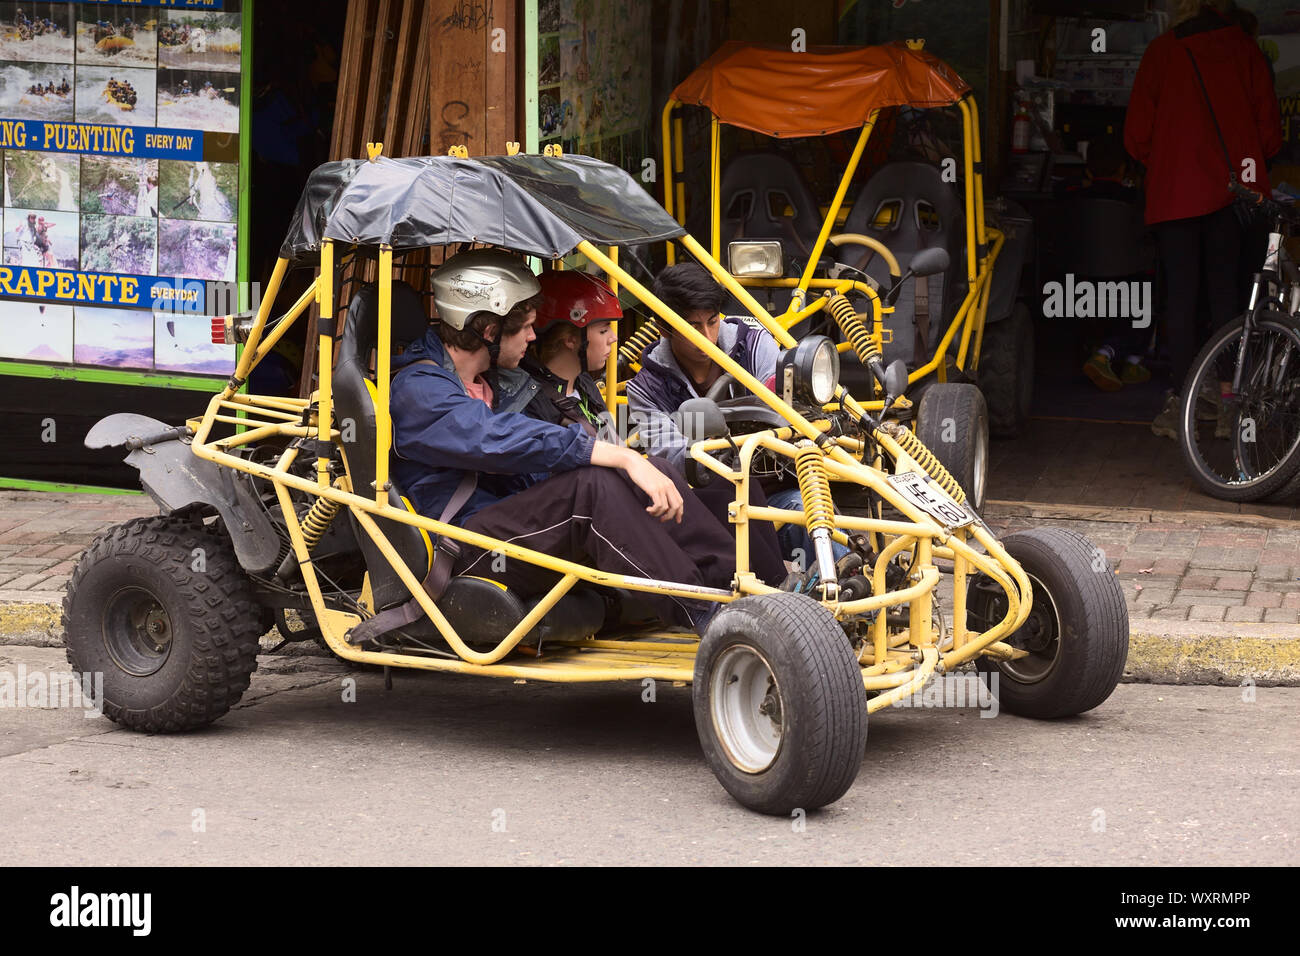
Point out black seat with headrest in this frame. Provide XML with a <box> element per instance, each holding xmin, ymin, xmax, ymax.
<box><xmin>333</xmin><ymin>280</ymin><xmax>433</xmax><ymax>611</ymax></box>
<box><xmin>838</xmin><ymin>161</ymin><xmax>968</xmax><ymax>366</ymax></box>
<box><xmin>716</xmin><ymin>152</ymin><xmax>824</xmax><ymax>318</ymax></box>
<box><xmin>719</xmin><ymin>151</ymin><xmax>823</xmax><ymax>262</ymax></box>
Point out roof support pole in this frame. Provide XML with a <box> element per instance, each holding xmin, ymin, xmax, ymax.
<box><xmin>787</xmin><ymin>114</ymin><xmax>876</xmax><ymax>316</ymax></box>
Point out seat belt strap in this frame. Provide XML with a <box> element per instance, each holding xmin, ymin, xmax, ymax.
<box><xmin>346</xmin><ymin>470</ymin><xmax>478</xmax><ymax>645</ymax></box>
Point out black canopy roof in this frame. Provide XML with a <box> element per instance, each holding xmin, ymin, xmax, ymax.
<box><xmin>279</xmin><ymin>154</ymin><xmax>686</xmax><ymax>264</ymax></box>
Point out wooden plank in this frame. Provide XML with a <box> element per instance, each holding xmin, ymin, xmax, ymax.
<box><xmin>383</xmin><ymin>0</ymin><xmax>419</xmax><ymax>151</ymax></box>
<box><xmin>484</xmin><ymin>1</ymin><xmax>513</xmax><ymax>154</ymax></box>
<box><xmin>330</xmin><ymin>0</ymin><xmax>371</xmax><ymax>161</ymax></box>
<box><xmin>359</xmin><ymin>0</ymin><xmax>393</xmax><ymax>148</ymax></box>
<box><xmin>428</xmin><ymin>0</ymin><xmax>489</xmax><ymax>155</ymax></box>
<box><xmin>402</xmin><ymin>10</ymin><xmax>432</xmax><ymax>157</ymax></box>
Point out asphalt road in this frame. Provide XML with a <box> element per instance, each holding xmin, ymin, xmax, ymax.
<box><xmin>1</xmin><ymin>645</ymin><xmax>1295</xmax><ymax>866</ymax></box>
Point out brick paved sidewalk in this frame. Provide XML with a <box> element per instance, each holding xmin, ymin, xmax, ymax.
<box><xmin>3</xmin><ymin>487</ymin><xmax>1297</xmax><ymax>619</ymax></box>
<box><xmin>983</xmin><ymin>504</ymin><xmax>1300</xmax><ymax>627</ymax></box>
<box><xmin>0</xmin><ymin>491</ymin><xmax>156</xmax><ymax>602</ymax></box>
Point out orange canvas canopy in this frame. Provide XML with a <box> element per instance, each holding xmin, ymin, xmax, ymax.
<box><xmin>670</xmin><ymin>41</ymin><xmax>972</xmax><ymax>139</ymax></box>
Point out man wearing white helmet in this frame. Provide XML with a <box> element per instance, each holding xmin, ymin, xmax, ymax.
<box><xmin>389</xmin><ymin>249</ymin><xmax>736</xmax><ymax>629</ymax></box>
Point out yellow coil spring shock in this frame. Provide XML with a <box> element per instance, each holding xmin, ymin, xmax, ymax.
<box><xmin>794</xmin><ymin>444</ymin><xmax>836</xmax><ymax>535</ymax></box>
<box><xmin>794</xmin><ymin>442</ymin><xmax>840</xmax><ymax>599</ymax></box>
<box><xmin>618</xmin><ymin>320</ymin><xmax>661</xmax><ymax>371</ymax></box>
<box><xmin>888</xmin><ymin>425</ymin><xmax>967</xmax><ymax>505</ymax></box>
<box><xmin>826</xmin><ymin>293</ymin><xmax>880</xmax><ymax>367</ymax></box>
<box><xmin>300</xmin><ymin>495</ymin><xmax>341</xmax><ymax>552</ymax></box>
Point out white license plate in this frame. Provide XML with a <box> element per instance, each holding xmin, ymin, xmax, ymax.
<box><xmin>887</xmin><ymin>471</ymin><xmax>973</xmax><ymax>529</ymax></box>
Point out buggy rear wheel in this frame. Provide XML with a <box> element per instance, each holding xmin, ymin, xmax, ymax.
<box><xmin>62</xmin><ymin>515</ymin><xmax>261</xmax><ymax>732</ymax></box>
<box><xmin>693</xmin><ymin>593</ymin><xmax>866</xmax><ymax>814</ymax></box>
<box><xmin>970</xmin><ymin>528</ymin><xmax>1128</xmax><ymax>718</ymax></box>
<box><xmin>979</xmin><ymin>302</ymin><xmax>1034</xmax><ymax>438</ymax></box>
<box><xmin>916</xmin><ymin>382</ymin><xmax>989</xmax><ymax>512</ymax></box>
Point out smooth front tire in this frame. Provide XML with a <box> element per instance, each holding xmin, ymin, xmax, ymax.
<box><xmin>693</xmin><ymin>593</ymin><xmax>867</xmax><ymax>815</ymax></box>
<box><xmin>916</xmin><ymin>382</ymin><xmax>990</xmax><ymax>512</ymax></box>
<box><xmin>63</xmin><ymin>515</ymin><xmax>261</xmax><ymax>732</ymax></box>
<box><xmin>970</xmin><ymin>527</ymin><xmax>1128</xmax><ymax>719</ymax></box>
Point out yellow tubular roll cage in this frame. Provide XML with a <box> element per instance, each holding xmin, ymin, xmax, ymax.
<box><xmin>660</xmin><ymin>94</ymin><xmax>1005</xmax><ymax>400</ymax></box>
<box><xmin>187</xmin><ymin>172</ymin><xmax>1031</xmax><ymax>713</ymax></box>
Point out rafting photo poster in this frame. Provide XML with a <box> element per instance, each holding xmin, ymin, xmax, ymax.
<box><xmin>0</xmin><ymin>0</ymin><xmax>243</xmax><ymax>380</ymax></box>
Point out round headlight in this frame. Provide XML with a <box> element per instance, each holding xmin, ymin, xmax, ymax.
<box><xmin>776</xmin><ymin>335</ymin><xmax>842</xmax><ymax>407</ymax></box>
<box><xmin>808</xmin><ymin>338</ymin><xmax>839</xmax><ymax>405</ymax></box>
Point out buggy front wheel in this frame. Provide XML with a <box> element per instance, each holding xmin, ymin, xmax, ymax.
<box><xmin>970</xmin><ymin>528</ymin><xmax>1128</xmax><ymax>718</ymax></box>
<box><xmin>693</xmin><ymin>593</ymin><xmax>867</xmax><ymax>815</ymax></box>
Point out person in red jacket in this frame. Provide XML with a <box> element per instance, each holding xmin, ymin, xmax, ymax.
<box><xmin>1124</xmin><ymin>0</ymin><xmax>1281</xmax><ymax>438</ymax></box>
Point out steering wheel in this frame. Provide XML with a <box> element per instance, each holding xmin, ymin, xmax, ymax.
<box><xmin>705</xmin><ymin>372</ymin><xmax>738</xmax><ymax>403</ymax></box>
<box><xmin>827</xmin><ymin>233</ymin><xmax>902</xmax><ymax>284</ymax></box>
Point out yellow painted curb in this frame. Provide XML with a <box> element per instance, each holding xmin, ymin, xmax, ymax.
<box><xmin>0</xmin><ymin>601</ymin><xmax>62</xmax><ymax>647</ymax></box>
<box><xmin>1126</xmin><ymin>631</ymin><xmax>1300</xmax><ymax>685</ymax></box>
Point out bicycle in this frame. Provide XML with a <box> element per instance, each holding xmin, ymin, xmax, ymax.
<box><xmin>1178</xmin><ymin>180</ymin><xmax>1300</xmax><ymax>502</ymax></box>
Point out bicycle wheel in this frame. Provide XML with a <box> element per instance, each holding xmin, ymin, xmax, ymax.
<box><xmin>1179</xmin><ymin>310</ymin><xmax>1300</xmax><ymax>501</ymax></box>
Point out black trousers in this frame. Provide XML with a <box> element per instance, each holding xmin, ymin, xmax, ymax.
<box><xmin>691</xmin><ymin>479</ymin><xmax>788</xmax><ymax>588</ymax></box>
<box><xmin>454</xmin><ymin>459</ymin><xmax>737</xmax><ymax>627</ymax></box>
<box><xmin>1156</xmin><ymin>204</ymin><xmax>1242</xmax><ymax>387</ymax></box>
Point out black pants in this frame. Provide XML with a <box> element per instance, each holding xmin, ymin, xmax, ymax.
<box><xmin>454</xmin><ymin>459</ymin><xmax>737</xmax><ymax>628</ymax></box>
<box><xmin>691</xmin><ymin>479</ymin><xmax>788</xmax><ymax>588</ymax></box>
<box><xmin>1156</xmin><ymin>204</ymin><xmax>1242</xmax><ymax>387</ymax></box>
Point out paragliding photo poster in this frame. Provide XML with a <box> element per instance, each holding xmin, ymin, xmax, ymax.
<box><xmin>0</xmin><ymin>0</ymin><xmax>246</xmax><ymax>381</ymax></box>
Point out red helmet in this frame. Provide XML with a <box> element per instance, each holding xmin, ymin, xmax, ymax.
<box><xmin>535</xmin><ymin>271</ymin><xmax>622</xmax><ymax>333</ymax></box>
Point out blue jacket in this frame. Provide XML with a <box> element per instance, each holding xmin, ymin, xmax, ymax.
<box><xmin>390</xmin><ymin>330</ymin><xmax>596</xmax><ymax>524</ymax></box>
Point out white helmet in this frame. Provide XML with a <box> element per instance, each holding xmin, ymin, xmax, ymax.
<box><xmin>432</xmin><ymin>249</ymin><xmax>540</xmax><ymax>331</ymax></box>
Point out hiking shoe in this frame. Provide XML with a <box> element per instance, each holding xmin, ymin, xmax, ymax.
<box><xmin>1151</xmin><ymin>391</ymin><xmax>1179</xmax><ymax>439</ymax></box>
<box><xmin>1083</xmin><ymin>351</ymin><xmax>1123</xmax><ymax>391</ymax></box>
<box><xmin>1120</xmin><ymin>359</ymin><xmax>1151</xmax><ymax>385</ymax></box>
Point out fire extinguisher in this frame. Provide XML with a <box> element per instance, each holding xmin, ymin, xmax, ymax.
<box><xmin>1012</xmin><ymin>98</ymin><xmax>1031</xmax><ymax>154</ymax></box>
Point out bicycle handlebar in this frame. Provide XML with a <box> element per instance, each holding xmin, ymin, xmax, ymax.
<box><xmin>1229</xmin><ymin>178</ymin><xmax>1300</xmax><ymax>226</ymax></box>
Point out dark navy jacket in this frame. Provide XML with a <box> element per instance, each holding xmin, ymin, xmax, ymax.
<box><xmin>390</xmin><ymin>329</ymin><xmax>596</xmax><ymax>524</ymax></box>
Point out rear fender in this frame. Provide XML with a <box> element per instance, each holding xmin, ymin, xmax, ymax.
<box><xmin>86</xmin><ymin>413</ymin><xmax>281</xmax><ymax>573</ymax></box>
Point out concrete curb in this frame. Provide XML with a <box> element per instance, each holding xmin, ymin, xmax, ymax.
<box><xmin>985</xmin><ymin>498</ymin><xmax>1300</xmax><ymax>529</ymax></box>
<box><xmin>5</xmin><ymin>599</ymin><xmax>1298</xmax><ymax>686</ymax></box>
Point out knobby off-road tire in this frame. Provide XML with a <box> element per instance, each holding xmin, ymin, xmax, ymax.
<box><xmin>63</xmin><ymin>515</ymin><xmax>261</xmax><ymax>732</ymax></box>
<box><xmin>693</xmin><ymin>593</ymin><xmax>867</xmax><ymax>815</ymax></box>
<box><xmin>916</xmin><ymin>382</ymin><xmax>990</xmax><ymax>512</ymax></box>
<box><xmin>979</xmin><ymin>302</ymin><xmax>1035</xmax><ymax>438</ymax></box>
<box><xmin>971</xmin><ymin>528</ymin><xmax>1127</xmax><ymax>719</ymax></box>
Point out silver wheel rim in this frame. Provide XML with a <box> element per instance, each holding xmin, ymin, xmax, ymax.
<box><xmin>1000</xmin><ymin>572</ymin><xmax>1062</xmax><ymax>684</ymax></box>
<box><xmin>972</xmin><ymin>420</ymin><xmax>989</xmax><ymax>510</ymax></box>
<box><xmin>710</xmin><ymin>644</ymin><xmax>784</xmax><ymax>773</ymax></box>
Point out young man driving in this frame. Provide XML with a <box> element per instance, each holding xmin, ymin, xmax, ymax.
<box><xmin>627</xmin><ymin>263</ymin><xmax>839</xmax><ymax>570</ymax></box>
<box><xmin>389</xmin><ymin>250</ymin><xmax>736</xmax><ymax>628</ymax></box>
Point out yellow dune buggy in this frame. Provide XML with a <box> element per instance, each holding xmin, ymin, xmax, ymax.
<box><xmin>64</xmin><ymin>149</ymin><xmax>1126</xmax><ymax>815</ymax></box>
<box><xmin>641</xmin><ymin>40</ymin><xmax>1039</xmax><ymax>511</ymax></box>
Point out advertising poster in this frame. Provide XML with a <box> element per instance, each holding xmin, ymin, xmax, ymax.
<box><xmin>0</xmin><ymin>0</ymin><xmax>245</xmax><ymax>382</ymax></box>
<box><xmin>537</xmin><ymin>0</ymin><xmax>652</xmax><ymax>174</ymax></box>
